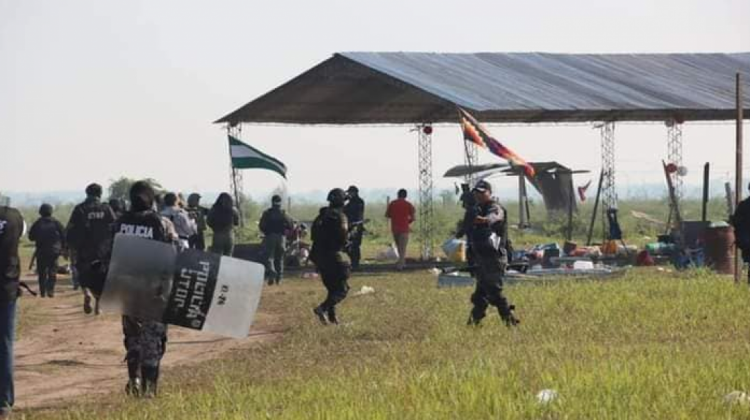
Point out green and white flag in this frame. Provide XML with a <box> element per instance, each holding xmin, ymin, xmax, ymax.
<box><xmin>228</xmin><ymin>135</ymin><xmax>287</xmax><ymax>179</ymax></box>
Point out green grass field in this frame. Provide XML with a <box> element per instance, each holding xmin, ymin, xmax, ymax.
<box><xmin>26</xmin><ymin>268</ymin><xmax>750</xmax><ymax>419</ymax></box>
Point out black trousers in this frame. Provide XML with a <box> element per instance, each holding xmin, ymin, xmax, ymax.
<box><xmin>317</xmin><ymin>254</ymin><xmax>350</xmax><ymax>315</ymax></box>
<box><xmin>470</xmin><ymin>248</ymin><xmax>512</xmax><ymax>322</ymax></box>
<box><xmin>36</xmin><ymin>252</ymin><xmax>58</xmax><ymax>296</ymax></box>
<box><xmin>189</xmin><ymin>232</ymin><xmax>205</xmax><ymax>251</ymax></box>
<box><xmin>346</xmin><ymin>227</ymin><xmax>363</xmax><ymax>269</ymax></box>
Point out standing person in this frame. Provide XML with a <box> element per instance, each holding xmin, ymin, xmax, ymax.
<box><xmin>114</xmin><ymin>181</ymin><xmax>170</xmax><ymax>398</ymax></box>
<box><xmin>259</xmin><ymin>195</ymin><xmax>294</xmax><ymax>285</ymax></box>
<box><xmin>160</xmin><ymin>192</ymin><xmax>196</xmax><ymax>250</ymax></box>
<box><xmin>109</xmin><ymin>198</ymin><xmax>126</xmax><ymax>219</ymax></box>
<box><xmin>343</xmin><ymin>185</ymin><xmax>365</xmax><ymax>270</ymax></box>
<box><xmin>732</xmin><ymin>183</ymin><xmax>750</xmax><ymax>281</ymax></box>
<box><xmin>310</xmin><ymin>188</ymin><xmax>350</xmax><ymax>325</ymax></box>
<box><xmin>66</xmin><ymin>183</ymin><xmax>116</xmax><ymax>315</ymax></box>
<box><xmin>466</xmin><ymin>180</ymin><xmax>519</xmax><ymax>327</ymax></box>
<box><xmin>186</xmin><ymin>193</ymin><xmax>208</xmax><ymax>250</ymax></box>
<box><xmin>0</xmin><ymin>203</ymin><xmax>23</xmax><ymax>418</ymax></box>
<box><xmin>28</xmin><ymin>204</ymin><xmax>66</xmax><ymax>298</ymax></box>
<box><xmin>385</xmin><ymin>189</ymin><xmax>415</xmax><ymax>270</ymax></box>
<box><xmin>207</xmin><ymin>193</ymin><xmax>240</xmax><ymax>256</ymax></box>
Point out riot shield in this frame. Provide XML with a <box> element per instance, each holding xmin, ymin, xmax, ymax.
<box><xmin>102</xmin><ymin>235</ymin><xmax>265</xmax><ymax>338</ymax></box>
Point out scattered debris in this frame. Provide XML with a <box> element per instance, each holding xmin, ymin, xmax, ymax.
<box><xmin>536</xmin><ymin>389</ymin><xmax>558</xmax><ymax>404</ymax></box>
<box><xmin>353</xmin><ymin>286</ymin><xmax>375</xmax><ymax>296</ymax></box>
<box><xmin>724</xmin><ymin>391</ymin><xmax>750</xmax><ymax>406</ymax></box>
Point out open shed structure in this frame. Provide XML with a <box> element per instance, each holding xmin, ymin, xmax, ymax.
<box><xmin>216</xmin><ymin>52</ymin><xmax>750</xmax><ymax>258</ymax></box>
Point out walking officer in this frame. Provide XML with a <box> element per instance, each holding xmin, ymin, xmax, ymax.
<box><xmin>28</xmin><ymin>204</ymin><xmax>66</xmax><ymax>297</ymax></box>
<box><xmin>66</xmin><ymin>183</ymin><xmax>116</xmax><ymax>314</ymax></box>
<box><xmin>343</xmin><ymin>185</ymin><xmax>365</xmax><ymax>270</ymax></box>
<box><xmin>259</xmin><ymin>195</ymin><xmax>294</xmax><ymax>285</ymax></box>
<box><xmin>310</xmin><ymin>188</ymin><xmax>350</xmax><ymax>325</ymax></box>
<box><xmin>466</xmin><ymin>180</ymin><xmax>519</xmax><ymax>327</ymax></box>
<box><xmin>113</xmin><ymin>181</ymin><xmax>170</xmax><ymax>398</ymax></box>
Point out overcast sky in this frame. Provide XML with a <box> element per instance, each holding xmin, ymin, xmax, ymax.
<box><xmin>1</xmin><ymin>0</ymin><xmax>748</xmax><ymax>201</ymax></box>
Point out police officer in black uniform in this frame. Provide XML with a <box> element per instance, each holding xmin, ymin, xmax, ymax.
<box><xmin>66</xmin><ymin>183</ymin><xmax>116</xmax><ymax>314</ymax></box>
<box><xmin>343</xmin><ymin>185</ymin><xmax>365</xmax><ymax>270</ymax></box>
<box><xmin>732</xmin><ymin>183</ymin><xmax>750</xmax><ymax>281</ymax></box>
<box><xmin>311</xmin><ymin>188</ymin><xmax>350</xmax><ymax>325</ymax></box>
<box><xmin>113</xmin><ymin>181</ymin><xmax>169</xmax><ymax>398</ymax></box>
<box><xmin>0</xmin><ymin>202</ymin><xmax>24</xmax><ymax>417</ymax></box>
<box><xmin>259</xmin><ymin>195</ymin><xmax>294</xmax><ymax>285</ymax></box>
<box><xmin>467</xmin><ymin>180</ymin><xmax>519</xmax><ymax>327</ymax></box>
<box><xmin>28</xmin><ymin>204</ymin><xmax>66</xmax><ymax>297</ymax></box>
<box><xmin>455</xmin><ymin>183</ymin><xmax>477</xmax><ymax>274</ymax></box>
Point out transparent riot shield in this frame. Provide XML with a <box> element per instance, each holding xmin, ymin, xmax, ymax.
<box><xmin>102</xmin><ymin>235</ymin><xmax>265</xmax><ymax>338</ymax></box>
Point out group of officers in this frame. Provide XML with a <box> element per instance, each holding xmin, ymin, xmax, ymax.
<box><xmin>0</xmin><ymin>178</ymin><xmax>517</xmax><ymax>416</ymax></box>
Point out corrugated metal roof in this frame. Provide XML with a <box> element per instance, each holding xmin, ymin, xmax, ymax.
<box><xmin>216</xmin><ymin>52</ymin><xmax>750</xmax><ymax>125</ymax></box>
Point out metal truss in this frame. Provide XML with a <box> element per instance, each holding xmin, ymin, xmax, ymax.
<box><xmin>666</xmin><ymin>120</ymin><xmax>684</xmax><ymax>205</ymax></box>
<box><xmin>600</xmin><ymin>122</ymin><xmax>617</xmax><ymax>238</ymax></box>
<box><xmin>463</xmin><ymin>140</ymin><xmax>480</xmax><ymax>185</ymax></box>
<box><xmin>417</xmin><ymin>124</ymin><xmax>434</xmax><ymax>260</ymax></box>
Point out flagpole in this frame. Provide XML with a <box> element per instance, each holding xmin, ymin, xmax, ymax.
<box><xmin>227</xmin><ymin>125</ymin><xmax>245</xmax><ymax>228</ymax></box>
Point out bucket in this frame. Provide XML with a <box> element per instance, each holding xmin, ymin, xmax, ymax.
<box><xmin>704</xmin><ymin>226</ymin><xmax>735</xmax><ymax>274</ymax></box>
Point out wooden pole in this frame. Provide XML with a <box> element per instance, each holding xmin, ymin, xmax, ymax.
<box><xmin>736</xmin><ymin>73</ymin><xmax>744</xmax><ymax>284</ymax></box>
<box><xmin>586</xmin><ymin>171</ymin><xmax>604</xmax><ymax>246</ymax></box>
<box><xmin>701</xmin><ymin>163</ymin><xmax>710</xmax><ymax>222</ymax></box>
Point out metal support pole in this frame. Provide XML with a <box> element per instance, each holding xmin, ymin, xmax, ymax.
<box><xmin>735</xmin><ymin>73</ymin><xmax>744</xmax><ymax>284</ymax></box>
<box><xmin>227</xmin><ymin>124</ymin><xmax>245</xmax><ymax>227</ymax></box>
<box><xmin>600</xmin><ymin>122</ymin><xmax>617</xmax><ymax>240</ymax></box>
<box><xmin>518</xmin><ymin>175</ymin><xmax>528</xmax><ymax>229</ymax></box>
<box><xmin>417</xmin><ymin>124</ymin><xmax>434</xmax><ymax>260</ymax></box>
<box><xmin>667</xmin><ymin>119</ymin><xmax>684</xmax><ymax>224</ymax></box>
<box><xmin>701</xmin><ymin>163</ymin><xmax>710</xmax><ymax>223</ymax></box>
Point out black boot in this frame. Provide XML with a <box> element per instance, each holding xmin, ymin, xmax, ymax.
<box><xmin>38</xmin><ymin>279</ymin><xmax>46</xmax><ymax>298</ymax></box>
<box><xmin>327</xmin><ymin>306</ymin><xmax>339</xmax><ymax>325</ymax></box>
<box><xmin>499</xmin><ymin>305</ymin><xmax>520</xmax><ymax>327</ymax></box>
<box><xmin>125</xmin><ymin>360</ymin><xmax>141</xmax><ymax>396</ymax></box>
<box><xmin>141</xmin><ymin>365</ymin><xmax>160</xmax><ymax>398</ymax></box>
<box><xmin>47</xmin><ymin>279</ymin><xmax>56</xmax><ymax>298</ymax></box>
<box><xmin>313</xmin><ymin>305</ymin><xmax>329</xmax><ymax>325</ymax></box>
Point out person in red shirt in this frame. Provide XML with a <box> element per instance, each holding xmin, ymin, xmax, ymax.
<box><xmin>385</xmin><ymin>189</ymin><xmax>415</xmax><ymax>270</ymax></box>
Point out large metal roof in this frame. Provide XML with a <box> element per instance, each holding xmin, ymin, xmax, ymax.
<box><xmin>216</xmin><ymin>52</ymin><xmax>750</xmax><ymax>125</ymax></box>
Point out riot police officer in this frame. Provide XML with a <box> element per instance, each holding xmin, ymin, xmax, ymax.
<box><xmin>343</xmin><ymin>185</ymin><xmax>365</xmax><ymax>270</ymax></box>
<box><xmin>28</xmin><ymin>204</ymin><xmax>66</xmax><ymax>297</ymax></box>
<box><xmin>259</xmin><ymin>195</ymin><xmax>294</xmax><ymax>285</ymax></box>
<box><xmin>467</xmin><ymin>180</ymin><xmax>519</xmax><ymax>327</ymax></box>
<box><xmin>66</xmin><ymin>183</ymin><xmax>116</xmax><ymax>314</ymax></box>
<box><xmin>310</xmin><ymin>188</ymin><xmax>350</xmax><ymax>325</ymax></box>
<box><xmin>113</xmin><ymin>181</ymin><xmax>169</xmax><ymax>397</ymax></box>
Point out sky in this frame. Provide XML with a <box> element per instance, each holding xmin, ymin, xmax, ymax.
<box><xmin>1</xmin><ymin>0</ymin><xmax>749</xmax><ymax>203</ymax></box>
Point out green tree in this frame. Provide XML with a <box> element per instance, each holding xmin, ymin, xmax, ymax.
<box><xmin>107</xmin><ymin>177</ymin><xmax>164</xmax><ymax>203</ymax></box>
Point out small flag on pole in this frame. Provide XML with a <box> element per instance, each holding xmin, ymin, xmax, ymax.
<box><xmin>228</xmin><ymin>135</ymin><xmax>287</xmax><ymax>179</ymax></box>
<box><xmin>458</xmin><ymin>108</ymin><xmax>535</xmax><ymax>177</ymax></box>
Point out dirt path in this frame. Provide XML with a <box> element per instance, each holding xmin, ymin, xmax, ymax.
<box><xmin>14</xmin><ymin>277</ymin><xmax>281</xmax><ymax>411</ymax></box>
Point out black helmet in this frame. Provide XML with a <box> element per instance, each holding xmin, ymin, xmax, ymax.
<box><xmin>272</xmin><ymin>194</ymin><xmax>283</xmax><ymax>205</ymax></box>
<box><xmin>39</xmin><ymin>203</ymin><xmax>53</xmax><ymax>217</ymax></box>
<box><xmin>85</xmin><ymin>183</ymin><xmax>103</xmax><ymax>198</ymax></box>
<box><xmin>347</xmin><ymin>185</ymin><xmax>359</xmax><ymax>194</ymax></box>
<box><xmin>327</xmin><ymin>188</ymin><xmax>347</xmax><ymax>207</ymax></box>
<box><xmin>130</xmin><ymin>181</ymin><xmax>155</xmax><ymax>212</ymax></box>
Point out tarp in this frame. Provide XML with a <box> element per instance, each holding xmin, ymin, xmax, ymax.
<box><xmin>216</xmin><ymin>52</ymin><xmax>750</xmax><ymax>125</ymax></box>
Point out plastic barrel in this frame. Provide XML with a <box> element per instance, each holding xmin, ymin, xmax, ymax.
<box><xmin>704</xmin><ymin>226</ymin><xmax>735</xmax><ymax>274</ymax></box>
